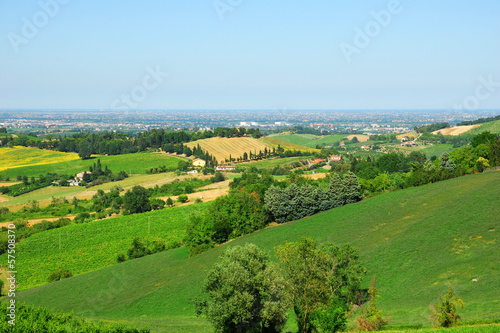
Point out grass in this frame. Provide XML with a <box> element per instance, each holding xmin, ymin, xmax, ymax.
<box><xmin>0</xmin><ymin>146</ymin><xmax>80</xmax><ymax>172</ymax></box>
<box><xmin>267</xmin><ymin>133</ymin><xmax>347</xmax><ymax>148</ymax></box>
<box><xmin>1</xmin><ymin>203</ymin><xmax>208</xmax><ymax>291</ymax></box>
<box><xmin>185</xmin><ymin>137</ymin><xmax>272</xmax><ymax>162</ymax></box>
<box><xmin>15</xmin><ymin>171</ymin><xmax>500</xmax><ymax>332</ymax></box>
<box><xmin>393</xmin><ymin>144</ymin><xmax>454</xmax><ymax>158</ymax></box>
<box><xmin>0</xmin><ymin>150</ymin><xmax>185</xmax><ymax>178</ymax></box>
<box><xmin>466</xmin><ymin>120</ymin><xmax>500</xmax><ymax>136</ymax></box>
<box><xmin>242</xmin><ymin>156</ymin><xmax>306</xmax><ymax>170</ymax></box>
<box><xmin>385</xmin><ymin>325</ymin><xmax>500</xmax><ymax>333</ymax></box>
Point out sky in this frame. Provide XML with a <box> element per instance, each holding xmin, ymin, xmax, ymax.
<box><xmin>0</xmin><ymin>0</ymin><xmax>499</xmax><ymax>110</ymax></box>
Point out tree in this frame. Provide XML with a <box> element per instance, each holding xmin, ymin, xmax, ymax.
<box><xmin>78</xmin><ymin>141</ymin><xmax>92</xmax><ymax>160</ymax></box>
<box><xmin>177</xmin><ymin>194</ymin><xmax>188</xmax><ymax>203</ymax></box>
<box><xmin>123</xmin><ymin>186</ymin><xmax>151</xmax><ymax>214</ymax></box>
<box><xmin>166</xmin><ymin>197</ymin><xmax>173</xmax><ymax>206</ymax></box>
<box><xmin>276</xmin><ymin>237</ymin><xmax>366</xmax><ymax>333</ymax></box>
<box><xmin>195</xmin><ymin>244</ymin><xmax>288</xmax><ymax>333</ymax></box>
<box><xmin>430</xmin><ymin>287</ymin><xmax>464</xmax><ymax>327</ymax></box>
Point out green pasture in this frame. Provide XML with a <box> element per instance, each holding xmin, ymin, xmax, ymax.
<box><xmin>15</xmin><ymin>171</ymin><xmax>500</xmax><ymax>332</ymax></box>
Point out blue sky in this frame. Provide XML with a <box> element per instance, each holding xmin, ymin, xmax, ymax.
<box><xmin>0</xmin><ymin>0</ymin><xmax>499</xmax><ymax>110</ymax></box>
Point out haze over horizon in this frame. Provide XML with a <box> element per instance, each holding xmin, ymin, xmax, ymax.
<box><xmin>1</xmin><ymin>0</ymin><xmax>499</xmax><ymax>110</ymax></box>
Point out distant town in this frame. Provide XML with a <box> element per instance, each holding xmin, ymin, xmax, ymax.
<box><xmin>1</xmin><ymin>109</ymin><xmax>498</xmax><ymax>135</ymax></box>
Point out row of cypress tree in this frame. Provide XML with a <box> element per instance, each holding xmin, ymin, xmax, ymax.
<box><xmin>264</xmin><ymin>172</ymin><xmax>362</xmax><ymax>223</ymax></box>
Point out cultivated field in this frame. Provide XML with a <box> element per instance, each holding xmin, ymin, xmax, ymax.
<box><xmin>267</xmin><ymin>133</ymin><xmax>346</xmax><ymax>148</ymax></box>
<box><xmin>17</xmin><ymin>172</ymin><xmax>500</xmax><ymax>332</ymax></box>
<box><xmin>397</xmin><ymin>131</ymin><xmax>418</xmax><ymax>140</ymax></box>
<box><xmin>186</xmin><ymin>137</ymin><xmax>273</xmax><ymax>162</ymax></box>
<box><xmin>0</xmin><ymin>172</ymin><xmax>208</xmax><ymax>212</ymax></box>
<box><xmin>432</xmin><ymin>125</ymin><xmax>481</xmax><ymax>136</ymax></box>
<box><xmin>0</xmin><ymin>150</ymin><xmax>186</xmax><ymax>178</ymax></box>
<box><xmin>0</xmin><ymin>146</ymin><xmax>80</xmax><ymax>172</ymax></box>
<box><xmin>260</xmin><ymin>137</ymin><xmax>318</xmax><ymax>152</ymax></box>
<box><xmin>1</xmin><ymin>203</ymin><xmax>208</xmax><ymax>291</ymax></box>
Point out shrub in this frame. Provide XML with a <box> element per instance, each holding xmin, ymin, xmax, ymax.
<box><xmin>358</xmin><ymin>276</ymin><xmax>389</xmax><ymax>331</ymax></box>
<box><xmin>117</xmin><ymin>253</ymin><xmax>126</xmax><ymax>263</ymax></box>
<box><xmin>178</xmin><ymin>194</ymin><xmax>188</xmax><ymax>203</ymax></box>
<box><xmin>47</xmin><ymin>268</ymin><xmax>73</xmax><ymax>283</ymax></box>
<box><xmin>430</xmin><ymin>287</ymin><xmax>464</xmax><ymax>327</ymax></box>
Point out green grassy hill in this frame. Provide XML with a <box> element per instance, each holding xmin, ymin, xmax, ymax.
<box><xmin>16</xmin><ymin>172</ymin><xmax>500</xmax><ymax>332</ymax></box>
<box><xmin>466</xmin><ymin>119</ymin><xmax>500</xmax><ymax>135</ymax></box>
<box><xmin>2</xmin><ymin>203</ymin><xmax>208</xmax><ymax>291</ymax></box>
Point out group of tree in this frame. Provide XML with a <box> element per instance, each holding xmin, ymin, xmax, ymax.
<box><xmin>196</xmin><ymin>238</ymin><xmax>367</xmax><ymax>333</ymax></box>
<box><xmin>186</xmin><ymin>171</ymin><xmax>362</xmax><ymax>256</ymax></box>
<box><xmin>456</xmin><ymin>114</ymin><xmax>500</xmax><ymax>126</ymax></box>
<box><xmin>414</xmin><ymin>122</ymin><xmax>450</xmax><ymax>133</ymax></box>
<box><xmin>196</xmin><ymin>239</ymin><xmax>466</xmax><ymax>333</ymax></box>
<box><xmin>264</xmin><ymin>172</ymin><xmax>361</xmax><ymax>223</ymax></box>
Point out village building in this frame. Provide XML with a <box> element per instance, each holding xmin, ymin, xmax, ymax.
<box><xmin>192</xmin><ymin>158</ymin><xmax>206</xmax><ymax>167</ymax></box>
<box><xmin>216</xmin><ymin>165</ymin><xmax>235</xmax><ymax>171</ymax></box>
<box><xmin>329</xmin><ymin>155</ymin><xmax>343</xmax><ymax>162</ymax></box>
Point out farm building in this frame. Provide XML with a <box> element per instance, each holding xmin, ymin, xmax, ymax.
<box><xmin>192</xmin><ymin>158</ymin><xmax>206</xmax><ymax>167</ymax></box>
<box><xmin>329</xmin><ymin>155</ymin><xmax>343</xmax><ymax>162</ymax></box>
<box><xmin>216</xmin><ymin>165</ymin><xmax>235</xmax><ymax>171</ymax></box>
<box><xmin>401</xmin><ymin>141</ymin><xmax>418</xmax><ymax>147</ymax></box>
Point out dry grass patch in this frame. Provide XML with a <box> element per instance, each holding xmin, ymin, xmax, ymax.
<box><xmin>432</xmin><ymin>125</ymin><xmax>481</xmax><ymax>136</ymax></box>
<box><xmin>347</xmin><ymin>134</ymin><xmax>370</xmax><ymax>142</ymax></box>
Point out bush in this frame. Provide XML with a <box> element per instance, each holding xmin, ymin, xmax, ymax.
<box><xmin>47</xmin><ymin>268</ymin><xmax>73</xmax><ymax>283</ymax></box>
<box><xmin>177</xmin><ymin>194</ymin><xmax>188</xmax><ymax>203</ymax></box>
<box><xmin>117</xmin><ymin>253</ymin><xmax>126</xmax><ymax>263</ymax></box>
<box><xmin>430</xmin><ymin>287</ymin><xmax>464</xmax><ymax>327</ymax></box>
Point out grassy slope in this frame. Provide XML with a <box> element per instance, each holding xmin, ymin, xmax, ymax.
<box><xmin>16</xmin><ymin>172</ymin><xmax>500</xmax><ymax>332</ymax></box>
<box><xmin>466</xmin><ymin>119</ymin><xmax>500</xmax><ymax>136</ymax></box>
<box><xmin>0</xmin><ymin>151</ymin><xmax>185</xmax><ymax>178</ymax></box>
<box><xmin>2</xmin><ymin>203</ymin><xmax>208</xmax><ymax>291</ymax></box>
<box><xmin>267</xmin><ymin>133</ymin><xmax>346</xmax><ymax>148</ymax></box>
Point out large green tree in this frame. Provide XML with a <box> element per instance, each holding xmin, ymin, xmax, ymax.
<box><xmin>123</xmin><ymin>185</ymin><xmax>151</xmax><ymax>214</ymax></box>
<box><xmin>276</xmin><ymin>237</ymin><xmax>366</xmax><ymax>333</ymax></box>
<box><xmin>196</xmin><ymin>244</ymin><xmax>288</xmax><ymax>333</ymax></box>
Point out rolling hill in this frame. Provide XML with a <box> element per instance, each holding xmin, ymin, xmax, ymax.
<box><xmin>15</xmin><ymin>172</ymin><xmax>500</xmax><ymax>332</ymax></box>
